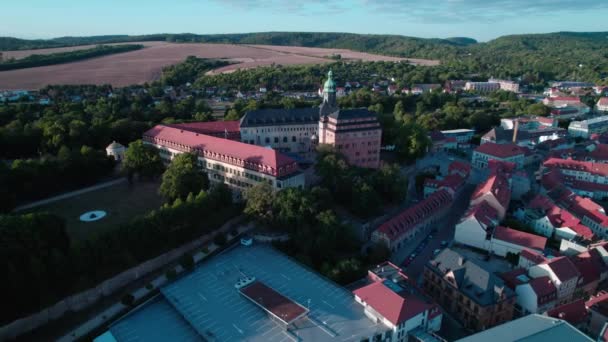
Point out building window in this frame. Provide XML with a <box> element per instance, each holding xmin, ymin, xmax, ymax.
<box><xmin>283</xmin><ymin>137</ymin><xmax>288</xmax><ymax>143</ymax></box>
<box><xmin>274</xmin><ymin>137</ymin><xmax>279</xmax><ymax>143</ymax></box>
<box><xmin>292</xmin><ymin>136</ymin><xmax>296</xmax><ymax>142</ymax></box>
<box><xmin>265</xmin><ymin>137</ymin><xmax>270</xmax><ymax>143</ymax></box>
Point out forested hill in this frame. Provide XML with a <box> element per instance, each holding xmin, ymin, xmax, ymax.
<box><xmin>2</xmin><ymin>31</ymin><xmax>607</xmax><ymax>82</ymax></box>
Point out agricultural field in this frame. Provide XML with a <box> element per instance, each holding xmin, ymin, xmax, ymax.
<box><xmin>0</xmin><ymin>42</ymin><xmax>438</xmax><ymax>90</ymax></box>
<box><xmin>26</xmin><ymin>180</ymin><xmax>163</xmax><ymax>242</ymax></box>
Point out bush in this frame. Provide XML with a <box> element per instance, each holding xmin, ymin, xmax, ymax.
<box><xmin>121</xmin><ymin>294</ymin><xmax>135</xmax><ymax>306</ymax></box>
<box><xmin>213</xmin><ymin>232</ymin><xmax>227</xmax><ymax>246</ymax></box>
<box><xmin>165</xmin><ymin>269</ymin><xmax>178</xmax><ymax>280</ymax></box>
<box><xmin>179</xmin><ymin>253</ymin><xmax>195</xmax><ymax>271</ymax></box>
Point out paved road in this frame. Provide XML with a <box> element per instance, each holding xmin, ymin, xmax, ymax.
<box><xmin>14</xmin><ymin>177</ymin><xmax>126</xmax><ymax>211</ymax></box>
<box><xmin>393</xmin><ymin>185</ymin><xmax>476</xmax><ymax>283</ymax></box>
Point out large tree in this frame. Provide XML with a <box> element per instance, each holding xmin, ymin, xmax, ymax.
<box><xmin>123</xmin><ymin>140</ymin><xmax>164</xmax><ymax>179</ymax></box>
<box><xmin>159</xmin><ymin>152</ymin><xmax>209</xmax><ymax>202</ymax></box>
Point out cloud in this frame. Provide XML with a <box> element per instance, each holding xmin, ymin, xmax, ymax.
<box><xmin>214</xmin><ymin>0</ymin><xmax>608</xmax><ymax>22</ymax></box>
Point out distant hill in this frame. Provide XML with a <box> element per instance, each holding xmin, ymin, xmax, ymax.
<box><xmin>2</xmin><ymin>31</ymin><xmax>607</xmax><ymax>83</ymax></box>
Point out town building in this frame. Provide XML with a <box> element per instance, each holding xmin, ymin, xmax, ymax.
<box><xmin>105</xmin><ymin>141</ymin><xmax>126</xmax><ymax>162</ymax></box>
<box><xmin>423</xmin><ymin>162</ymin><xmax>470</xmax><ymax>198</ymax></box>
<box><xmin>488</xmin><ymin>78</ymin><xmax>521</xmax><ymax>92</ymax></box>
<box><xmin>423</xmin><ymin>248</ymin><xmax>516</xmax><ymax>332</ymax></box>
<box><xmin>586</xmin><ymin>292</ymin><xmax>608</xmax><ymax>339</ymax></box>
<box><xmin>464</xmin><ymin>81</ymin><xmax>501</xmax><ymax>93</ymax></box>
<box><xmin>550</xmin><ymin>103</ymin><xmax>591</xmax><ymax>120</ymax></box>
<box><xmin>169</xmin><ymin>121</ymin><xmax>241</xmax><ymax>141</ymax></box>
<box><xmin>240</xmin><ymin>70</ymin><xmax>382</xmax><ymax>168</ymax></box>
<box><xmin>352</xmin><ymin>262</ymin><xmax>442</xmax><ymax>341</ymax></box>
<box><xmin>440</xmin><ymin>129</ymin><xmax>475</xmax><ymax>148</ymax></box>
<box><xmin>542</xmin><ymin>158</ymin><xmax>608</xmax><ymax>201</ymax></box>
<box><xmin>528</xmin><ymin>256</ymin><xmax>581</xmax><ymax>304</ymax></box>
<box><xmin>500</xmin><ymin>269</ymin><xmax>557</xmax><ymax>315</ymax></box>
<box><xmin>569</xmin><ymin>116</ymin><xmax>608</xmax><ymax>139</ymax></box>
<box><xmin>482</xmin><ymin>125</ymin><xmax>565</xmax><ymax>147</ymax></box>
<box><xmin>143</xmin><ymin>125</ymin><xmax>305</xmax><ymax>194</ymax></box>
<box><xmin>317</xmin><ymin>71</ymin><xmax>382</xmax><ymax>168</ymax></box>
<box><xmin>469</xmin><ymin>172</ymin><xmax>511</xmax><ymax>220</ymax></box>
<box><xmin>523</xmin><ymin>194</ymin><xmax>595</xmax><ymax>241</ymax></box>
<box><xmin>428</xmin><ymin>131</ymin><xmax>457</xmax><ymax>153</ymax></box>
<box><xmin>444</xmin><ymin>80</ymin><xmax>467</xmax><ymax>93</ymax></box>
<box><xmin>472</xmin><ymin>142</ymin><xmax>526</xmax><ymax>169</ymax></box>
<box><xmin>597</xmin><ymin>98</ymin><xmax>608</xmax><ymax>113</ymax></box>
<box><xmin>97</xmin><ymin>244</ymin><xmax>389</xmax><ymax>342</ymax></box>
<box><xmin>547</xmin><ymin>299</ymin><xmax>590</xmax><ymax>331</ymax></box>
<box><xmin>372</xmin><ymin>190</ymin><xmax>453</xmax><ymax>253</ymax></box>
<box><xmin>551</xmin><ymin>81</ymin><xmax>595</xmax><ymax>89</ymax></box>
<box><xmin>454</xmin><ymin>314</ymin><xmax>593</xmax><ymax>342</ymax></box>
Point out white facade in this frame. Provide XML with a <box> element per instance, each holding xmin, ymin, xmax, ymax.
<box><xmin>106</xmin><ymin>141</ymin><xmax>126</xmax><ymax>162</ymax></box>
<box><xmin>528</xmin><ymin>264</ymin><xmax>579</xmax><ymax>304</ymax></box>
<box><xmin>530</xmin><ymin>216</ymin><xmax>556</xmax><ymax>238</ymax></box>
<box><xmin>472</xmin><ymin>151</ymin><xmax>525</xmax><ymax>169</ymax></box>
<box><xmin>454</xmin><ymin>216</ymin><xmax>491</xmax><ymax>251</ymax></box>
<box><xmin>515</xmin><ymin>283</ymin><xmax>556</xmax><ymax>315</ymax></box>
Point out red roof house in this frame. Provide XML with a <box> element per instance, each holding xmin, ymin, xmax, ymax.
<box><xmin>492</xmin><ymin>226</ymin><xmax>547</xmax><ymax>252</ymax></box>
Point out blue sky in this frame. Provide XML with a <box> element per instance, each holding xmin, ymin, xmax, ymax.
<box><xmin>2</xmin><ymin>0</ymin><xmax>607</xmax><ymax>41</ymax></box>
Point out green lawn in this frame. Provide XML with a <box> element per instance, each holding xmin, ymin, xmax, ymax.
<box><xmin>29</xmin><ymin>180</ymin><xmax>164</xmax><ymax>242</ymax></box>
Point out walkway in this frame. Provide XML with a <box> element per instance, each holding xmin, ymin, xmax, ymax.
<box><xmin>57</xmin><ymin>220</ymin><xmax>254</xmax><ymax>342</ymax></box>
<box><xmin>14</xmin><ymin>177</ymin><xmax>126</xmax><ymax>212</ymax></box>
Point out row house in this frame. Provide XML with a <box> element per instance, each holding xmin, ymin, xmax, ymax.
<box><xmin>524</xmin><ymin>194</ymin><xmax>595</xmax><ymax>241</ymax></box>
<box><xmin>528</xmin><ymin>256</ymin><xmax>581</xmax><ymax>304</ymax></box>
<box><xmin>472</xmin><ymin>142</ymin><xmax>526</xmax><ymax>170</ymax></box>
<box><xmin>464</xmin><ymin>81</ymin><xmax>501</xmax><ymax>93</ymax></box>
<box><xmin>372</xmin><ymin>190</ymin><xmax>453</xmax><ymax>253</ymax></box>
<box><xmin>547</xmin><ymin>299</ymin><xmax>590</xmax><ymax>331</ymax></box>
<box><xmin>500</xmin><ymin>269</ymin><xmax>557</xmax><ymax>315</ymax></box>
<box><xmin>168</xmin><ymin>121</ymin><xmax>241</xmax><ymax>141</ymax></box>
<box><xmin>423</xmin><ymin>161</ymin><xmax>471</xmax><ymax>198</ymax></box>
<box><xmin>542</xmin><ymin>158</ymin><xmax>608</xmax><ymax>200</ymax></box>
<box><xmin>488</xmin><ymin>78</ymin><xmax>520</xmax><ymax>93</ymax></box>
<box><xmin>543</xmin><ymin>96</ymin><xmax>583</xmax><ymax>107</ymax></box>
<box><xmin>142</xmin><ymin>125</ymin><xmax>305</xmax><ymax>194</ymax></box>
<box><xmin>423</xmin><ymin>248</ymin><xmax>516</xmax><ymax>332</ymax></box>
<box><xmin>353</xmin><ymin>262</ymin><xmax>442</xmax><ymax>342</ymax></box>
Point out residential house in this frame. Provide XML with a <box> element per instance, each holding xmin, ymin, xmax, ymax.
<box><xmin>569</xmin><ymin>115</ymin><xmax>608</xmax><ymax>138</ymax></box>
<box><xmin>543</xmin><ymin>158</ymin><xmax>608</xmax><ymax>201</ymax></box>
<box><xmin>528</xmin><ymin>256</ymin><xmax>581</xmax><ymax>304</ymax></box>
<box><xmin>353</xmin><ymin>262</ymin><xmax>442</xmax><ymax>341</ymax></box>
<box><xmin>501</xmin><ymin>269</ymin><xmax>557</xmax><ymax>314</ymax></box>
<box><xmin>597</xmin><ymin>98</ymin><xmax>608</xmax><ymax>113</ymax></box>
<box><xmin>469</xmin><ymin>172</ymin><xmax>511</xmax><ymax>220</ymax></box>
<box><xmin>472</xmin><ymin>142</ymin><xmax>526</xmax><ymax>169</ymax></box>
<box><xmin>525</xmin><ymin>194</ymin><xmax>595</xmax><ymax>241</ymax></box>
<box><xmin>440</xmin><ymin>129</ymin><xmax>475</xmax><ymax>148</ymax></box>
<box><xmin>586</xmin><ymin>292</ymin><xmax>608</xmax><ymax>339</ymax></box>
<box><xmin>547</xmin><ymin>299</ymin><xmax>589</xmax><ymax>331</ymax></box>
<box><xmin>423</xmin><ymin>248</ymin><xmax>516</xmax><ymax>332</ymax></box>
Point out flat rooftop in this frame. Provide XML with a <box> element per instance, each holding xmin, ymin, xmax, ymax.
<box><xmin>102</xmin><ymin>244</ymin><xmax>385</xmax><ymax>342</ymax></box>
<box><xmin>239</xmin><ymin>281</ymin><xmax>309</xmax><ymax>325</ymax></box>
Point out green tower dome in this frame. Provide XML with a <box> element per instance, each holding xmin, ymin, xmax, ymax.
<box><xmin>323</xmin><ymin>70</ymin><xmax>336</xmax><ymax>93</ymax></box>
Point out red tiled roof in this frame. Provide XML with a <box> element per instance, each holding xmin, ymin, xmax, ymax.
<box><xmin>240</xmin><ymin>281</ymin><xmax>308</xmax><ymax>324</ymax></box>
<box><xmin>424</xmin><ymin>174</ymin><xmax>465</xmax><ymax>192</ymax></box>
<box><xmin>598</xmin><ymin>97</ymin><xmax>608</xmax><ymax>106</ymax></box>
<box><xmin>520</xmin><ymin>248</ymin><xmax>548</xmax><ymax>265</ymax></box>
<box><xmin>487</xmin><ymin>159</ymin><xmax>516</xmax><ymax>174</ymax></box>
<box><xmin>588</xmin><ymin>144</ymin><xmax>608</xmax><ymax>162</ymax></box>
<box><xmin>546</xmin><ymin>96</ymin><xmax>581</xmax><ymax>102</ymax></box>
<box><xmin>499</xmin><ymin>268</ymin><xmax>528</xmax><ymax>289</ymax></box>
<box><xmin>529</xmin><ymin>276</ymin><xmax>557</xmax><ymax>305</ymax></box>
<box><xmin>448</xmin><ymin>161</ymin><xmax>472</xmax><ymax>176</ymax></box>
<box><xmin>547</xmin><ymin>299</ymin><xmax>589</xmax><ymax>325</ymax></box>
<box><xmin>472</xmin><ymin>173</ymin><xmax>511</xmax><ymax>210</ymax></box>
<box><xmin>586</xmin><ymin>291</ymin><xmax>608</xmax><ymax>316</ymax></box>
<box><xmin>546</xmin><ymin>256</ymin><xmax>581</xmax><ymax>282</ymax></box>
<box><xmin>376</xmin><ymin>190</ymin><xmax>453</xmax><ymax>241</ymax></box>
<box><xmin>464</xmin><ymin>200</ymin><xmax>500</xmax><ymax>227</ymax></box>
<box><xmin>143</xmin><ymin>125</ymin><xmax>298</xmax><ymax>177</ymax></box>
<box><xmin>528</xmin><ymin>194</ymin><xmax>594</xmax><ymax>239</ymax></box>
<box><xmin>475</xmin><ymin>142</ymin><xmax>526</xmax><ymax>159</ymax></box>
<box><xmin>493</xmin><ymin>226</ymin><xmax>547</xmax><ymax>251</ymax></box>
<box><xmin>571</xmin><ymin>253</ymin><xmax>601</xmax><ymax>287</ymax></box>
<box><xmin>168</xmin><ymin>120</ymin><xmax>241</xmax><ymax>136</ymax></box>
<box><xmin>544</xmin><ymin>157</ymin><xmax>608</xmax><ymax>177</ymax></box>
<box><xmin>352</xmin><ymin>281</ymin><xmax>433</xmax><ymax>325</ymax></box>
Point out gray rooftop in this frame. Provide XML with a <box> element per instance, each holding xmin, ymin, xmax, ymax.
<box><xmin>105</xmin><ymin>244</ymin><xmax>385</xmax><ymax>342</ymax></box>
<box><xmin>427</xmin><ymin>248</ymin><xmax>515</xmax><ymax>307</ymax></box>
<box><xmin>240</xmin><ymin>108</ymin><xmax>319</xmax><ymax>127</ymax></box>
<box><xmin>328</xmin><ymin>108</ymin><xmax>377</xmax><ymax>121</ymax></box>
<box><xmin>455</xmin><ymin>314</ymin><xmax>593</xmax><ymax>342</ymax></box>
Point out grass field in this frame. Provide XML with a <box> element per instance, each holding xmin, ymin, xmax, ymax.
<box><xmin>28</xmin><ymin>180</ymin><xmax>163</xmax><ymax>242</ymax></box>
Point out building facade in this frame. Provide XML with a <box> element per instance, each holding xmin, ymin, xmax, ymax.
<box><xmin>472</xmin><ymin>142</ymin><xmax>526</xmax><ymax>169</ymax></box>
<box><xmin>424</xmin><ymin>249</ymin><xmax>516</xmax><ymax>332</ymax></box>
<box><xmin>143</xmin><ymin>125</ymin><xmax>305</xmax><ymax>194</ymax></box>
<box><xmin>568</xmin><ymin>115</ymin><xmax>608</xmax><ymax>139</ymax></box>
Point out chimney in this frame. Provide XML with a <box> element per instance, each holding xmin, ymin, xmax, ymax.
<box><xmin>512</xmin><ymin>119</ymin><xmax>519</xmax><ymax>143</ymax></box>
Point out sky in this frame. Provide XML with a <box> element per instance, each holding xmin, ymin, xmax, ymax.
<box><xmin>1</xmin><ymin>0</ymin><xmax>608</xmax><ymax>42</ymax></box>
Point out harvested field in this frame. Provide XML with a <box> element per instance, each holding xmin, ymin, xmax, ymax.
<box><xmin>1</xmin><ymin>42</ymin><xmax>162</xmax><ymax>60</ymax></box>
<box><xmin>0</xmin><ymin>42</ymin><xmax>439</xmax><ymax>90</ymax></box>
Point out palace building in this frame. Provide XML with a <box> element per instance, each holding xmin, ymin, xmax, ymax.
<box><xmin>143</xmin><ymin>125</ymin><xmax>305</xmax><ymax>193</ymax></box>
<box><xmin>240</xmin><ymin>70</ymin><xmax>382</xmax><ymax>168</ymax></box>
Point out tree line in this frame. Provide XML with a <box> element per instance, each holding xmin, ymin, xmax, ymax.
<box><xmin>0</xmin><ymin>183</ymin><xmax>236</xmax><ymax>326</ymax></box>
<box><xmin>0</xmin><ymin>44</ymin><xmax>143</xmax><ymax>71</ymax></box>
